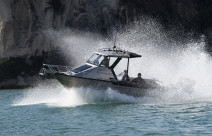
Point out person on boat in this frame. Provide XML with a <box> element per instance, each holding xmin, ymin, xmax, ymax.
<box><xmin>122</xmin><ymin>70</ymin><xmax>130</xmax><ymax>81</ymax></box>
<box><xmin>131</xmin><ymin>73</ymin><xmax>145</xmax><ymax>84</ymax></box>
<box><xmin>100</xmin><ymin>56</ymin><xmax>109</xmax><ymax>67</ymax></box>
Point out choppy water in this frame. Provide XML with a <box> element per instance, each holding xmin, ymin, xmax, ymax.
<box><xmin>0</xmin><ymin>87</ymin><xmax>212</xmax><ymax>136</ymax></box>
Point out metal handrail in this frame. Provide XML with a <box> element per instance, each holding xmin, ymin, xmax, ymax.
<box><xmin>42</xmin><ymin>64</ymin><xmax>73</xmax><ymax>74</ymax></box>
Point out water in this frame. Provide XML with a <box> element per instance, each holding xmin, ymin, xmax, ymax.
<box><xmin>0</xmin><ymin>88</ymin><xmax>212</xmax><ymax>136</ymax></box>
<box><xmin>2</xmin><ymin>18</ymin><xmax>212</xmax><ymax>135</ymax></box>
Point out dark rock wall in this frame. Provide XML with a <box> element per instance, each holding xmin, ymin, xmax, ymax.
<box><xmin>117</xmin><ymin>0</ymin><xmax>212</xmax><ymax>50</ymax></box>
<box><xmin>0</xmin><ymin>0</ymin><xmax>118</xmax><ymax>58</ymax></box>
<box><xmin>117</xmin><ymin>0</ymin><xmax>200</xmax><ymax>28</ymax></box>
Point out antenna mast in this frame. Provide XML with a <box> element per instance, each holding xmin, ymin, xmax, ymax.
<box><xmin>113</xmin><ymin>30</ymin><xmax>117</xmax><ymax>49</ymax></box>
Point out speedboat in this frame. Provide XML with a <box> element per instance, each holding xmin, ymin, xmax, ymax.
<box><xmin>39</xmin><ymin>47</ymin><xmax>161</xmax><ymax>97</ymax></box>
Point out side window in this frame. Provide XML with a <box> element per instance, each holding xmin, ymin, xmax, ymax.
<box><xmin>113</xmin><ymin>58</ymin><xmax>128</xmax><ymax>75</ymax></box>
<box><xmin>109</xmin><ymin>57</ymin><xmax>116</xmax><ymax>67</ymax></box>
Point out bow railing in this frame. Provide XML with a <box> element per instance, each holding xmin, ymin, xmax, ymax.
<box><xmin>39</xmin><ymin>64</ymin><xmax>72</xmax><ymax>75</ymax></box>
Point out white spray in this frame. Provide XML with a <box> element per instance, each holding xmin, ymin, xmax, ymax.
<box><xmin>13</xmin><ymin>18</ymin><xmax>212</xmax><ymax>107</ymax></box>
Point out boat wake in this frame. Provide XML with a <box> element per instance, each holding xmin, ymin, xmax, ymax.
<box><xmin>12</xmin><ymin>79</ymin><xmax>212</xmax><ymax>108</ymax></box>
<box><xmin>13</xmin><ymin>86</ymin><xmax>155</xmax><ymax>107</ymax></box>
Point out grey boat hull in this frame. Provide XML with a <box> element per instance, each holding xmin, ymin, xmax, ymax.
<box><xmin>52</xmin><ymin>73</ymin><xmax>156</xmax><ymax>98</ymax></box>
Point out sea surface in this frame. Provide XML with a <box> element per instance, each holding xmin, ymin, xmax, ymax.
<box><xmin>0</xmin><ymin>88</ymin><xmax>212</xmax><ymax>136</ymax></box>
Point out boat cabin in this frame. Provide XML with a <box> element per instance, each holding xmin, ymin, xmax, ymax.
<box><xmin>72</xmin><ymin>47</ymin><xmax>142</xmax><ymax>82</ymax></box>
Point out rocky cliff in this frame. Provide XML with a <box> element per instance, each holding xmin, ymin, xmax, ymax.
<box><xmin>0</xmin><ymin>0</ymin><xmax>116</xmax><ymax>58</ymax></box>
<box><xmin>117</xmin><ymin>0</ymin><xmax>212</xmax><ymax>50</ymax></box>
<box><xmin>0</xmin><ymin>0</ymin><xmax>212</xmax><ymax>88</ymax></box>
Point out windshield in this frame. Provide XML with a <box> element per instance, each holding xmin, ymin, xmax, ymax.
<box><xmin>86</xmin><ymin>53</ymin><xmax>104</xmax><ymax>66</ymax></box>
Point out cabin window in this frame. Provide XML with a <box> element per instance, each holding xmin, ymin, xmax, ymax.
<box><xmin>109</xmin><ymin>57</ymin><xmax>117</xmax><ymax>67</ymax></box>
<box><xmin>86</xmin><ymin>53</ymin><xmax>104</xmax><ymax>66</ymax></box>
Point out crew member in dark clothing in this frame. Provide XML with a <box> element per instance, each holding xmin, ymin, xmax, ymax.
<box><xmin>101</xmin><ymin>56</ymin><xmax>109</xmax><ymax>67</ymax></box>
<box><xmin>131</xmin><ymin>73</ymin><xmax>148</xmax><ymax>87</ymax></box>
<box><xmin>131</xmin><ymin>73</ymin><xmax>143</xmax><ymax>83</ymax></box>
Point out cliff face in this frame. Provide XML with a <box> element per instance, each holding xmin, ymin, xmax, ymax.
<box><xmin>117</xmin><ymin>0</ymin><xmax>199</xmax><ymax>28</ymax></box>
<box><xmin>0</xmin><ymin>0</ymin><xmax>118</xmax><ymax>58</ymax></box>
<box><xmin>117</xmin><ymin>0</ymin><xmax>212</xmax><ymax>50</ymax></box>
<box><xmin>0</xmin><ymin>0</ymin><xmax>212</xmax><ymax>88</ymax></box>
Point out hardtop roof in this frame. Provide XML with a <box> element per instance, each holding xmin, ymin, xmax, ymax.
<box><xmin>95</xmin><ymin>47</ymin><xmax>141</xmax><ymax>58</ymax></box>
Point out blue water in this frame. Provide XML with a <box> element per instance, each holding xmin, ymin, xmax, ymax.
<box><xmin>0</xmin><ymin>88</ymin><xmax>212</xmax><ymax>136</ymax></box>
